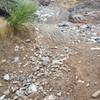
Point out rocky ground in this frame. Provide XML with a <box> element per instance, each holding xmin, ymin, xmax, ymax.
<box><xmin>0</xmin><ymin>0</ymin><xmax>100</xmax><ymax>100</ymax></box>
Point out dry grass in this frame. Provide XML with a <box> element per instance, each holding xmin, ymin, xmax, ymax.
<box><xmin>0</xmin><ymin>17</ymin><xmax>37</xmax><ymax>42</ymax></box>
<box><xmin>0</xmin><ymin>0</ymin><xmax>37</xmax><ymax>41</ymax></box>
<box><xmin>0</xmin><ymin>17</ymin><xmax>13</xmax><ymax>39</ymax></box>
<box><xmin>14</xmin><ymin>23</ymin><xmax>37</xmax><ymax>42</ymax></box>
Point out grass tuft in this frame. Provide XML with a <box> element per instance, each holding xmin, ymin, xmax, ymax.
<box><xmin>8</xmin><ymin>0</ymin><xmax>37</xmax><ymax>29</ymax></box>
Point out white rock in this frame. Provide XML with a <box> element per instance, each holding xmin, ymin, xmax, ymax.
<box><xmin>80</xmin><ymin>24</ymin><xmax>89</xmax><ymax>29</ymax></box>
<box><xmin>77</xmin><ymin>79</ymin><xmax>85</xmax><ymax>84</ymax></box>
<box><xmin>13</xmin><ymin>57</ymin><xmax>19</xmax><ymax>63</ymax></box>
<box><xmin>23</xmin><ymin>62</ymin><xmax>29</xmax><ymax>67</ymax></box>
<box><xmin>0</xmin><ymin>95</ymin><xmax>6</xmax><ymax>100</ymax></box>
<box><xmin>16</xmin><ymin>88</ymin><xmax>24</xmax><ymax>97</ymax></box>
<box><xmin>44</xmin><ymin>95</ymin><xmax>56</xmax><ymax>100</ymax></box>
<box><xmin>1</xmin><ymin>59</ymin><xmax>6</xmax><ymax>63</ymax></box>
<box><xmin>15</xmin><ymin>45</ymin><xmax>20</xmax><ymax>51</ymax></box>
<box><xmin>68</xmin><ymin>68</ymin><xmax>71</xmax><ymax>72</ymax></box>
<box><xmin>92</xmin><ymin>90</ymin><xmax>100</xmax><ymax>98</ymax></box>
<box><xmin>3</xmin><ymin>74</ymin><xmax>11</xmax><ymax>81</ymax></box>
<box><xmin>86</xmin><ymin>83</ymin><xmax>90</xmax><ymax>87</ymax></box>
<box><xmin>94</xmin><ymin>82</ymin><xmax>98</xmax><ymax>85</ymax></box>
<box><xmin>57</xmin><ymin>92</ymin><xmax>62</xmax><ymax>96</ymax></box>
<box><xmin>42</xmin><ymin>57</ymin><xmax>50</xmax><ymax>65</ymax></box>
<box><xmin>0</xmin><ymin>83</ymin><xmax>3</xmax><ymax>87</ymax></box>
<box><xmin>26</xmin><ymin>39</ymin><xmax>31</xmax><ymax>43</ymax></box>
<box><xmin>11</xmin><ymin>86</ymin><xmax>19</xmax><ymax>93</ymax></box>
<box><xmin>52</xmin><ymin>59</ymin><xmax>63</xmax><ymax>65</ymax></box>
<box><xmin>54</xmin><ymin>46</ymin><xmax>58</xmax><ymax>49</ymax></box>
<box><xmin>27</xmin><ymin>84</ymin><xmax>37</xmax><ymax>94</ymax></box>
<box><xmin>91</xmin><ymin>47</ymin><xmax>100</xmax><ymax>50</ymax></box>
<box><xmin>13</xmin><ymin>96</ymin><xmax>18</xmax><ymax>100</ymax></box>
<box><xmin>3</xmin><ymin>89</ymin><xmax>10</xmax><ymax>95</ymax></box>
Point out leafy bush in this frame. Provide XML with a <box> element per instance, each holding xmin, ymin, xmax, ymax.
<box><xmin>8</xmin><ymin>0</ymin><xmax>37</xmax><ymax>29</ymax></box>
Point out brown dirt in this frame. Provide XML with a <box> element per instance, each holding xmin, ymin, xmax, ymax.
<box><xmin>0</xmin><ymin>0</ymin><xmax>100</xmax><ymax>100</ymax></box>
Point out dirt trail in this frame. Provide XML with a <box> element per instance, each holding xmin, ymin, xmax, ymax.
<box><xmin>67</xmin><ymin>43</ymin><xmax>100</xmax><ymax>100</ymax></box>
<box><xmin>35</xmin><ymin>0</ymin><xmax>100</xmax><ymax>100</ymax></box>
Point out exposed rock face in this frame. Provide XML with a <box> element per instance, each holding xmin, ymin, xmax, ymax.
<box><xmin>38</xmin><ymin>0</ymin><xmax>51</xmax><ymax>6</ymax></box>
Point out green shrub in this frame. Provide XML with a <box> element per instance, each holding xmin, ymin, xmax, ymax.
<box><xmin>8</xmin><ymin>0</ymin><xmax>37</xmax><ymax>29</ymax></box>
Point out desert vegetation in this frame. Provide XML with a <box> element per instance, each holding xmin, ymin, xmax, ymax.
<box><xmin>0</xmin><ymin>0</ymin><xmax>37</xmax><ymax>39</ymax></box>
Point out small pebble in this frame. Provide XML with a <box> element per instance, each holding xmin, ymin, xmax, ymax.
<box><xmin>3</xmin><ymin>74</ymin><xmax>12</xmax><ymax>81</ymax></box>
<box><xmin>15</xmin><ymin>45</ymin><xmax>20</xmax><ymax>51</ymax></box>
<box><xmin>86</xmin><ymin>83</ymin><xmax>90</xmax><ymax>87</ymax></box>
<box><xmin>52</xmin><ymin>59</ymin><xmax>63</xmax><ymax>65</ymax></box>
<box><xmin>94</xmin><ymin>82</ymin><xmax>98</xmax><ymax>85</ymax></box>
<box><xmin>0</xmin><ymin>83</ymin><xmax>3</xmax><ymax>87</ymax></box>
<box><xmin>95</xmin><ymin>37</ymin><xmax>100</xmax><ymax>43</ymax></box>
<box><xmin>91</xmin><ymin>47</ymin><xmax>100</xmax><ymax>50</ymax></box>
<box><xmin>92</xmin><ymin>90</ymin><xmax>100</xmax><ymax>98</ymax></box>
<box><xmin>57</xmin><ymin>92</ymin><xmax>62</xmax><ymax>96</ymax></box>
<box><xmin>42</xmin><ymin>57</ymin><xmax>50</xmax><ymax>66</ymax></box>
<box><xmin>13</xmin><ymin>57</ymin><xmax>19</xmax><ymax>63</ymax></box>
<box><xmin>77</xmin><ymin>79</ymin><xmax>85</xmax><ymax>84</ymax></box>
<box><xmin>27</xmin><ymin>84</ymin><xmax>37</xmax><ymax>94</ymax></box>
<box><xmin>3</xmin><ymin>89</ymin><xmax>10</xmax><ymax>95</ymax></box>
<box><xmin>0</xmin><ymin>95</ymin><xmax>6</xmax><ymax>100</ymax></box>
<box><xmin>1</xmin><ymin>59</ymin><xmax>6</xmax><ymax>63</ymax></box>
<box><xmin>76</xmin><ymin>76</ymin><xmax>78</xmax><ymax>80</ymax></box>
<box><xmin>13</xmin><ymin>96</ymin><xmax>18</xmax><ymax>100</ymax></box>
<box><xmin>26</xmin><ymin>39</ymin><xmax>31</xmax><ymax>43</ymax></box>
<box><xmin>16</xmin><ymin>88</ymin><xmax>24</xmax><ymax>97</ymax></box>
<box><xmin>44</xmin><ymin>95</ymin><xmax>56</xmax><ymax>100</ymax></box>
<box><xmin>68</xmin><ymin>68</ymin><xmax>71</xmax><ymax>72</ymax></box>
